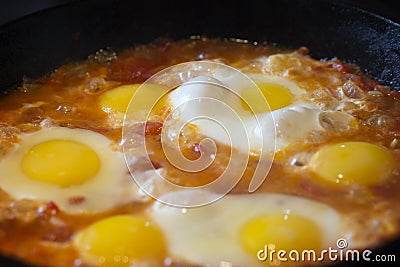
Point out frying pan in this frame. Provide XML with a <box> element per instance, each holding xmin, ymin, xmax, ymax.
<box><xmin>0</xmin><ymin>0</ymin><xmax>399</xmax><ymax>266</ymax></box>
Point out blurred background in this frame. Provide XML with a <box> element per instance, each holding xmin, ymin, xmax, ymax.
<box><xmin>0</xmin><ymin>0</ymin><xmax>74</xmax><ymax>25</ymax></box>
<box><xmin>0</xmin><ymin>0</ymin><xmax>399</xmax><ymax>26</ymax></box>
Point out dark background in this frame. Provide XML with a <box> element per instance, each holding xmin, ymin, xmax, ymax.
<box><xmin>0</xmin><ymin>0</ymin><xmax>73</xmax><ymax>26</ymax></box>
<box><xmin>0</xmin><ymin>0</ymin><xmax>399</xmax><ymax>26</ymax></box>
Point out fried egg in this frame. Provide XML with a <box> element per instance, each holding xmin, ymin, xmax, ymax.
<box><xmin>99</xmin><ymin>83</ymin><xmax>168</xmax><ymax>126</ymax></box>
<box><xmin>0</xmin><ymin>126</ymin><xmax>146</xmax><ymax>214</ymax></box>
<box><xmin>73</xmin><ymin>215</ymin><xmax>166</xmax><ymax>266</ymax></box>
<box><xmin>166</xmin><ymin>71</ymin><xmax>323</xmax><ymax>154</ymax></box>
<box><xmin>150</xmin><ymin>190</ymin><xmax>343</xmax><ymax>267</ymax></box>
<box><xmin>309</xmin><ymin>141</ymin><xmax>395</xmax><ymax>185</ymax></box>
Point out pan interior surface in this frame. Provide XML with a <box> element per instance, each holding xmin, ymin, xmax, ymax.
<box><xmin>1</xmin><ymin>0</ymin><xmax>399</xmax><ymax>92</ymax></box>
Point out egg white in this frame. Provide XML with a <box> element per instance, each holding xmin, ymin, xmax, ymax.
<box><xmin>166</xmin><ymin>70</ymin><xmax>323</xmax><ymax>155</ymax></box>
<box><xmin>0</xmin><ymin>126</ymin><xmax>147</xmax><ymax>214</ymax></box>
<box><xmin>150</xmin><ymin>190</ymin><xmax>343</xmax><ymax>267</ymax></box>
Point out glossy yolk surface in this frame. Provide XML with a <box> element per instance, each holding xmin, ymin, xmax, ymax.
<box><xmin>73</xmin><ymin>215</ymin><xmax>166</xmax><ymax>266</ymax></box>
<box><xmin>309</xmin><ymin>141</ymin><xmax>395</xmax><ymax>185</ymax></box>
<box><xmin>240</xmin><ymin>213</ymin><xmax>322</xmax><ymax>256</ymax></box>
<box><xmin>99</xmin><ymin>84</ymin><xmax>168</xmax><ymax>120</ymax></box>
<box><xmin>22</xmin><ymin>140</ymin><xmax>100</xmax><ymax>187</ymax></box>
<box><xmin>241</xmin><ymin>82</ymin><xmax>293</xmax><ymax>113</ymax></box>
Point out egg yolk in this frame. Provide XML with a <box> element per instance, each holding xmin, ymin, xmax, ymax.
<box><xmin>22</xmin><ymin>140</ymin><xmax>100</xmax><ymax>187</ymax></box>
<box><xmin>309</xmin><ymin>141</ymin><xmax>395</xmax><ymax>185</ymax></box>
<box><xmin>73</xmin><ymin>215</ymin><xmax>166</xmax><ymax>266</ymax></box>
<box><xmin>240</xmin><ymin>213</ymin><xmax>322</xmax><ymax>256</ymax></box>
<box><xmin>241</xmin><ymin>82</ymin><xmax>293</xmax><ymax>113</ymax></box>
<box><xmin>99</xmin><ymin>84</ymin><xmax>168</xmax><ymax>119</ymax></box>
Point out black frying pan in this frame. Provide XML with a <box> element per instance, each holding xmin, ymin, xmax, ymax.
<box><xmin>0</xmin><ymin>0</ymin><xmax>399</xmax><ymax>266</ymax></box>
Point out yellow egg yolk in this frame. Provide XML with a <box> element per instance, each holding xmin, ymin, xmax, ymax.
<box><xmin>241</xmin><ymin>82</ymin><xmax>293</xmax><ymax>113</ymax></box>
<box><xmin>240</xmin><ymin>213</ymin><xmax>322</xmax><ymax>256</ymax></box>
<box><xmin>309</xmin><ymin>141</ymin><xmax>395</xmax><ymax>185</ymax></box>
<box><xmin>73</xmin><ymin>215</ymin><xmax>166</xmax><ymax>266</ymax></box>
<box><xmin>99</xmin><ymin>84</ymin><xmax>168</xmax><ymax>120</ymax></box>
<box><xmin>22</xmin><ymin>140</ymin><xmax>100</xmax><ymax>187</ymax></box>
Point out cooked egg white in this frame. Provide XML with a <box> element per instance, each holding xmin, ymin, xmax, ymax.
<box><xmin>166</xmin><ymin>71</ymin><xmax>323</xmax><ymax>155</ymax></box>
<box><xmin>0</xmin><ymin>127</ymin><xmax>147</xmax><ymax>214</ymax></box>
<box><xmin>150</xmin><ymin>190</ymin><xmax>343</xmax><ymax>267</ymax></box>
